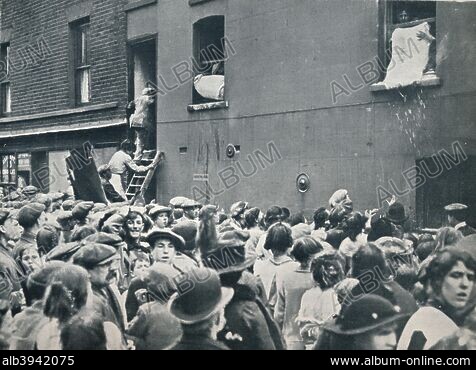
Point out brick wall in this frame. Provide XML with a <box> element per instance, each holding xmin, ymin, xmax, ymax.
<box><xmin>0</xmin><ymin>0</ymin><xmax>128</xmax><ymax>122</ymax></box>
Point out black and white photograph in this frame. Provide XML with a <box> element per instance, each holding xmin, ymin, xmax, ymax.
<box><xmin>0</xmin><ymin>0</ymin><xmax>475</xmax><ymax>357</ymax></box>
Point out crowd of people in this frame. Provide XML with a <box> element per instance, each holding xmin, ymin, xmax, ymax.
<box><xmin>0</xmin><ymin>183</ymin><xmax>475</xmax><ymax>350</ymax></box>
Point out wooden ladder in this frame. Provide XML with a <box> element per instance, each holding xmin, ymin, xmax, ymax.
<box><xmin>125</xmin><ymin>150</ymin><xmax>163</xmax><ymax>202</ymax></box>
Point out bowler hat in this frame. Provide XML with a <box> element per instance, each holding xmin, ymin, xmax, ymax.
<box><xmin>202</xmin><ymin>229</ymin><xmax>255</xmax><ymax>274</ymax></box>
<box><xmin>18</xmin><ymin>203</ymin><xmax>46</xmax><ymax>227</ymax></box>
<box><xmin>72</xmin><ymin>243</ymin><xmax>118</xmax><ymax>269</ymax></box>
<box><xmin>147</xmin><ymin>229</ymin><xmax>185</xmax><ymax>251</ymax></box>
<box><xmin>172</xmin><ymin>220</ymin><xmax>198</xmax><ymax>252</ymax></box>
<box><xmin>323</xmin><ymin>294</ymin><xmax>407</xmax><ymax>335</ymax></box>
<box><xmin>168</xmin><ymin>267</ymin><xmax>234</xmax><ymax>323</ymax></box>
<box><xmin>385</xmin><ymin>203</ymin><xmax>408</xmax><ymax>225</ymax></box>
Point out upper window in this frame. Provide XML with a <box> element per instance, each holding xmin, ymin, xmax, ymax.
<box><xmin>378</xmin><ymin>1</ymin><xmax>437</xmax><ymax>86</ymax></box>
<box><xmin>192</xmin><ymin>16</ymin><xmax>225</xmax><ymax>105</ymax></box>
<box><xmin>71</xmin><ymin>18</ymin><xmax>91</xmax><ymax>105</ymax></box>
<box><xmin>0</xmin><ymin>43</ymin><xmax>11</xmax><ymax>115</ymax></box>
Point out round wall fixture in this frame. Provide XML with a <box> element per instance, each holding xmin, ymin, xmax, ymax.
<box><xmin>296</xmin><ymin>173</ymin><xmax>311</xmax><ymax>193</ymax></box>
<box><xmin>226</xmin><ymin>144</ymin><xmax>236</xmax><ymax>158</ymax></box>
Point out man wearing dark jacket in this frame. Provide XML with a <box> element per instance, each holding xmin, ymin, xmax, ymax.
<box><xmin>72</xmin><ymin>243</ymin><xmax>125</xmax><ymax>333</ymax></box>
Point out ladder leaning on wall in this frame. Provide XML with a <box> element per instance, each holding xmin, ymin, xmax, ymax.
<box><xmin>126</xmin><ymin>150</ymin><xmax>164</xmax><ymax>203</ymax></box>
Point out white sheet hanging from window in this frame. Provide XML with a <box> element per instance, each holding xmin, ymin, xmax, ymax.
<box><xmin>382</xmin><ymin>22</ymin><xmax>431</xmax><ymax>89</ymax></box>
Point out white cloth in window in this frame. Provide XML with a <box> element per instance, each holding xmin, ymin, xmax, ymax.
<box><xmin>382</xmin><ymin>22</ymin><xmax>431</xmax><ymax>89</ymax></box>
<box><xmin>194</xmin><ymin>74</ymin><xmax>225</xmax><ymax>100</ymax></box>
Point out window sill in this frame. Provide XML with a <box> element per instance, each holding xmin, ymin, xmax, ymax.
<box><xmin>0</xmin><ymin>102</ymin><xmax>118</xmax><ymax>123</ymax></box>
<box><xmin>187</xmin><ymin>100</ymin><xmax>229</xmax><ymax>112</ymax></box>
<box><xmin>124</xmin><ymin>0</ymin><xmax>157</xmax><ymax>12</ymax></box>
<box><xmin>189</xmin><ymin>0</ymin><xmax>214</xmax><ymax>6</ymax></box>
<box><xmin>370</xmin><ymin>76</ymin><xmax>441</xmax><ymax>92</ymax></box>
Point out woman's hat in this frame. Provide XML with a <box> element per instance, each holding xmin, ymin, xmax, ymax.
<box><xmin>323</xmin><ymin>294</ymin><xmax>407</xmax><ymax>335</ymax></box>
<box><xmin>385</xmin><ymin>203</ymin><xmax>408</xmax><ymax>225</ymax></box>
<box><xmin>168</xmin><ymin>267</ymin><xmax>233</xmax><ymax>324</ymax></box>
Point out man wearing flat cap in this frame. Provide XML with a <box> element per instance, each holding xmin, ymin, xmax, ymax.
<box><xmin>73</xmin><ymin>243</ymin><xmax>126</xmax><ymax>334</ymax></box>
<box><xmin>15</xmin><ymin>203</ymin><xmax>46</xmax><ymax>255</ymax></box>
<box><xmin>445</xmin><ymin>203</ymin><xmax>476</xmax><ymax>237</ymax></box>
<box><xmin>178</xmin><ymin>199</ymin><xmax>201</xmax><ymax>223</ymax></box>
<box><xmin>71</xmin><ymin>201</ymin><xmax>95</xmax><ymax>228</ymax></box>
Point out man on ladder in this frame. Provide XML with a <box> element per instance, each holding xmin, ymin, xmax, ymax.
<box><xmin>108</xmin><ymin>139</ymin><xmax>162</xmax><ymax>200</ymax></box>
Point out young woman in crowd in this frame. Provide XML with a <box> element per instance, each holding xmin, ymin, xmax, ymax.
<box><xmin>297</xmin><ymin>251</ymin><xmax>345</xmax><ymax>347</ymax></box>
<box><xmin>273</xmin><ymin>236</ymin><xmax>322</xmax><ymax>350</ymax></box>
<box><xmin>398</xmin><ymin>247</ymin><xmax>476</xmax><ymax>349</ymax></box>
<box><xmin>253</xmin><ymin>222</ymin><xmax>296</xmax><ymax>301</ymax></box>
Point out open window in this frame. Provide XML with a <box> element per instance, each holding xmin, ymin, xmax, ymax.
<box><xmin>373</xmin><ymin>0</ymin><xmax>438</xmax><ymax>90</ymax></box>
<box><xmin>191</xmin><ymin>15</ymin><xmax>226</xmax><ymax>107</ymax></box>
<box><xmin>0</xmin><ymin>43</ymin><xmax>11</xmax><ymax>115</ymax></box>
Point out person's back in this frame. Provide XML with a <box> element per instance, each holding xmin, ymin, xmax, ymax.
<box><xmin>108</xmin><ymin>150</ymin><xmax>130</xmax><ymax>175</ymax></box>
<box><xmin>273</xmin><ymin>266</ymin><xmax>315</xmax><ymax>350</ymax></box>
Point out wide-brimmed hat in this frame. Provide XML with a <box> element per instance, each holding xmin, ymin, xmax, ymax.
<box><xmin>168</xmin><ymin>267</ymin><xmax>234</xmax><ymax>324</ymax></box>
<box><xmin>323</xmin><ymin>294</ymin><xmax>407</xmax><ymax>335</ymax></box>
<box><xmin>202</xmin><ymin>229</ymin><xmax>255</xmax><ymax>274</ymax></box>
<box><xmin>146</xmin><ymin>229</ymin><xmax>185</xmax><ymax>250</ymax></box>
<box><xmin>149</xmin><ymin>205</ymin><xmax>173</xmax><ymax>219</ymax></box>
<box><xmin>375</xmin><ymin>237</ymin><xmax>413</xmax><ymax>257</ymax></box>
<box><xmin>385</xmin><ymin>203</ymin><xmax>408</xmax><ymax>225</ymax></box>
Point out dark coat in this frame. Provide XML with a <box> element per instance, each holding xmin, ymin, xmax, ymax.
<box><xmin>458</xmin><ymin>224</ymin><xmax>476</xmax><ymax>237</ymax></box>
<box><xmin>101</xmin><ymin>178</ymin><xmax>126</xmax><ymax>203</ymax></box>
<box><xmin>92</xmin><ymin>285</ymin><xmax>125</xmax><ymax>333</ymax></box>
<box><xmin>168</xmin><ymin>333</ymin><xmax>229</xmax><ymax>351</ymax></box>
<box><xmin>0</xmin><ymin>244</ymin><xmax>23</xmax><ymax>300</ymax></box>
<box><xmin>217</xmin><ymin>283</ymin><xmax>285</xmax><ymax>350</ymax></box>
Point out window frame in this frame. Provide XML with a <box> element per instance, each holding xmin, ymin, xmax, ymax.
<box><xmin>70</xmin><ymin>17</ymin><xmax>91</xmax><ymax>106</ymax></box>
<box><xmin>378</xmin><ymin>0</ymin><xmax>437</xmax><ymax>82</ymax></box>
<box><xmin>191</xmin><ymin>15</ymin><xmax>226</xmax><ymax>106</ymax></box>
<box><xmin>0</xmin><ymin>43</ymin><xmax>12</xmax><ymax>116</ymax></box>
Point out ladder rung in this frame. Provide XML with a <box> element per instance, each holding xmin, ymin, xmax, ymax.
<box><xmin>128</xmin><ymin>184</ymin><xmax>142</xmax><ymax>188</ymax></box>
<box><xmin>133</xmin><ymin>176</ymin><xmax>146</xmax><ymax>179</ymax></box>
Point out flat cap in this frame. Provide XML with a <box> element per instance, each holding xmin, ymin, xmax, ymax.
<box><xmin>18</xmin><ymin>202</ymin><xmax>46</xmax><ymax>227</ymax></box>
<box><xmin>149</xmin><ymin>205</ymin><xmax>172</xmax><ymax>218</ymax></box>
<box><xmin>169</xmin><ymin>196</ymin><xmax>189</xmax><ymax>208</ymax></box>
<box><xmin>61</xmin><ymin>199</ymin><xmax>76</xmax><ymax>211</ymax></box>
<box><xmin>45</xmin><ymin>242</ymin><xmax>82</xmax><ymax>262</ymax></box>
<box><xmin>84</xmin><ymin>232</ymin><xmax>124</xmax><ymax>249</ymax></box>
<box><xmin>22</xmin><ymin>186</ymin><xmax>39</xmax><ymax>196</ymax></box>
<box><xmin>73</xmin><ymin>243</ymin><xmax>118</xmax><ymax>269</ymax></box>
<box><xmin>56</xmin><ymin>210</ymin><xmax>73</xmax><ymax>223</ymax></box>
<box><xmin>182</xmin><ymin>198</ymin><xmax>201</xmax><ymax>209</ymax></box>
<box><xmin>72</xmin><ymin>201</ymin><xmax>95</xmax><ymax>220</ymax></box>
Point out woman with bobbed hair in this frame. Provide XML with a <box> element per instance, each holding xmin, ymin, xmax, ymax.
<box><xmin>273</xmin><ymin>236</ymin><xmax>322</xmax><ymax>350</ymax></box>
<box><xmin>398</xmin><ymin>247</ymin><xmax>476</xmax><ymax>350</ymax></box>
<box><xmin>297</xmin><ymin>251</ymin><xmax>345</xmax><ymax>347</ymax></box>
<box><xmin>343</xmin><ymin>243</ymin><xmax>418</xmax><ymax>318</ymax></box>
<box><xmin>36</xmin><ymin>265</ymin><xmax>124</xmax><ymax>350</ymax></box>
<box><xmin>253</xmin><ymin>222</ymin><xmax>296</xmax><ymax>300</ymax></box>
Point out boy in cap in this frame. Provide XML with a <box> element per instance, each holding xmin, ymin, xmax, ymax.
<box><xmin>15</xmin><ymin>203</ymin><xmax>46</xmax><ymax>254</ymax></box>
<box><xmin>71</xmin><ymin>201</ymin><xmax>95</xmax><ymax>228</ymax></box>
<box><xmin>445</xmin><ymin>203</ymin><xmax>476</xmax><ymax>236</ymax></box>
<box><xmin>179</xmin><ymin>199</ymin><xmax>201</xmax><ymax>223</ymax></box>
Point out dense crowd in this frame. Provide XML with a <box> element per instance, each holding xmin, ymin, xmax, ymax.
<box><xmin>0</xmin><ymin>185</ymin><xmax>475</xmax><ymax>350</ymax></box>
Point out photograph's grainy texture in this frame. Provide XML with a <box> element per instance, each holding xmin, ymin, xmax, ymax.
<box><xmin>0</xmin><ymin>0</ymin><xmax>475</xmax><ymax>352</ymax></box>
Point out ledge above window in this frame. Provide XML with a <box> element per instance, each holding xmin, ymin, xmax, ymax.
<box><xmin>189</xmin><ymin>0</ymin><xmax>215</xmax><ymax>6</ymax></box>
<box><xmin>370</xmin><ymin>75</ymin><xmax>441</xmax><ymax>92</ymax></box>
<box><xmin>187</xmin><ymin>100</ymin><xmax>229</xmax><ymax>112</ymax></box>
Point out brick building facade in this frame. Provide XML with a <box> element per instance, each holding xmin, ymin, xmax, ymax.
<box><xmin>0</xmin><ymin>0</ymin><xmax>129</xmax><ymax>193</ymax></box>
